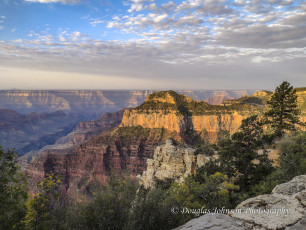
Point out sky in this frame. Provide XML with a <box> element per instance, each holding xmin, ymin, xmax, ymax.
<box><xmin>0</xmin><ymin>0</ymin><xmax>305</xmax><ymax>90</ymax></box>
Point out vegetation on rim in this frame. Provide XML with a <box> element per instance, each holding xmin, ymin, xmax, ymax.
<box><xmin>134</xmin><ymin>90</ymin><xmax>257</xmax><ymax>115</ymax></box>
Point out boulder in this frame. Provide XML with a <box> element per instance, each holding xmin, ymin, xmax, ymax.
<box><xmin>231</xmin><ymin>175</ymin><xmax>306</xmax><ymax>230</ymax></box>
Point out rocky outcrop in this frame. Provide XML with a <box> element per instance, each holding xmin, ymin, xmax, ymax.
<box><xmin>231</xmin><ymin>175</ymin><xmax>306</xmax><ymax>230</ymax></box>
<box><xmin>174</xmin><ymin>175</ymin><xmax>306</xmax><ymax>230</ymax></box>
<box><xmin>174</xmin><ymin>213</ymin><xmax>246</xmax><ymax>230</ymax></box>
<box><xmin>137</xmin><ymin>139</ymin><xmax>216</xmax><ymax>188</ymax></box>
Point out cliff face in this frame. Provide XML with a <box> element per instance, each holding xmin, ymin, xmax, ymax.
<box><xmin>20</xmin><ymin>110</ymin><xmax>125</xmax><ymax>164</ymax></box>
<box><xmin>121</xmin><ymin>110</ymin><xmax>186</xmax><ymax>133</ymax></box>
<box><xmin>205</xmin><ymin>95</ymin><xmax>233</xmax><ymax>105</ymax></box>
<box><xmin>23</xmin><ymin>126</ymin><xmax>178</xmax><ymax>197</ymax></box>
<box><xmin>120</xmin><ymin>110</ymin><xmax>248</xmax><ymax>140</ymax></box>
<box><xmin>137</xmin><ymin>139</ymin><xmax>216</xmax><ymax>188</ymax></box>
<box><xmin>121</xmin><ymin>90</ymin><xmax>306</xmax><ymax>140</ymax></box>
<box><xmin>120</xmin><ymin>91</ymin><xmax>254</xmax><ymax>140</ymax></box>
<box><xmin>296</xmin><ymin>88</ymin><xmax>306</xmax><ymax>115</ymax></box>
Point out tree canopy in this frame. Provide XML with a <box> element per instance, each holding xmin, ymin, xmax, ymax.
<box><xmin>265</xmin><ymin>81</ymin><xmax>301</xmax><ymax>137</ymax></box>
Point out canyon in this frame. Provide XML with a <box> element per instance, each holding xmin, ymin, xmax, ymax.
<box><xmin>0</xmin><ymin>89</ymin><xmax>258</xmax><ymax>154</ymax></box>
<box><xmin>0</xmin><ymin>109</ymin><xmax>85</xmax><ymax>155</ymax></box>
<box><xmin>19</xmin><ymin>88</ymin><xmax>306</xmax><ymax>198</ymax></box>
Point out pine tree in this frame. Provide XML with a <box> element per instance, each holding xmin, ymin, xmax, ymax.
<box><xmin>265</xmin><ymin>81</ymin><xmax>301</xmax><ymax>137</ymax></box>
<box><xmin>218</xmin><ymin>115</ymin><xmax>273</xmax><ymax>192</ymax></box>
<box><xmin>0</xmin><ymin>147</ymin><xmax>28</xmax><ymax>229</ymax></box>
<box><xmin>23</xmin><ymin>173</ymin><xmax>61</xmax><ymax>230</ymax></box>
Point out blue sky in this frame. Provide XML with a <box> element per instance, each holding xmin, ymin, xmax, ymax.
<box><xmin>0</xmin><ymin>0</ymin><xmax>305</xmax><ymax>89</ymax></box>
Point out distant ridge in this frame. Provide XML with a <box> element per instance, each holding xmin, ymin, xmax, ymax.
<box><xmin>0</xmin><ymin>89</ymin><xmax>259</xmax><ymax>114</ymax></box>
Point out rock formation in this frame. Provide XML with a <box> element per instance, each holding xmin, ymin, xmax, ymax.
<box><xmin>121</xmin><ymin>90</ymin><xmax>306</xmax><ymax>141</ymax></box>
<box><xmin>20</xmin><ymin>109</ymin><xmax>125</xmax><ymax>164</ymax></box>
<box><xmin>205</xmin><ymin>95</ymin><xmax>233</xmax><ymax>105</ymax></box>
<box><xmin>22</xmin><ymin>125</ymin><xmax>177</xmax><ymax>196</ymax></box>
<box><xmin>174</xmin><ymin>175</ymin><xmax>306</xmax><ymax>230</ymax></box>
<box><xmin>137</xmin><ymin>139</ymin><xmax>216</xmax><ymax>188</ymax></box>
<box><xmin>120</xmin><ymin>91</ymin><xmax>257</xmax><ymax>141</ymax></box>
<box><xmin>0</xmin><ymin>90</ymin><xmax>258</xmax><ymax>114</ymax></box>
<box><xmin>174</xmin><ymin>213</ymin><xmax>246</xmax><ymax>230</ymax></box>
<box><xmin>231</xmin><ymin>175</ymin><xmax>306</xmax><ymax>230</ymax></box>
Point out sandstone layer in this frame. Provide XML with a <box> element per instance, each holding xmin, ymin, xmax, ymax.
<box><xmin>120</xmin><ymin>91</ymin><xmax>257</xmax><ymax>141</ymax></box>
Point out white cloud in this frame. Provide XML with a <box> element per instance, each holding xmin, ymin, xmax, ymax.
<box><xmin>127</xmin><ymin>0</ymin><xmax>153</xmax><ymax>13</ymax></box>
<box><xmin>90</xmin><ymin>19</ymin><xmax>104</xmax><ymax>27</ymax></box>
<box><xmin>12</xmin><ymin>39</ymin><xmax>23</xmax><ymax>43</ymax></box>
<box><xmin>24</xmin><ymin>0</ymin><xmax>80</xmax><ymax>4</ymax></box>
<box><xmin>58</xmin><ymin>36</ymin><xmax>66</xmax><ymax>42</ymax></box>
<box><xmin>72</xmin><ymin>31</ymin><xmax>81</xmax><ymax>37</ymax></box>
<box><xmin>153</xmin><ymin>14</ymin><xmax>168</xmax><ymax>23</ymax></box>
<box><xmin>149</xmin><ymin>3</ymin><xmax>157</xmax><ymax>10</ymax></box>
<box><xmin>0</xmin><ymin>16</ymin><xmax>6</xmax><ymax>19</ymax></box>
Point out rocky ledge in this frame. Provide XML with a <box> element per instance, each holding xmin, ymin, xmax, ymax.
<box><xmin>174</xmin><ymin>175</ymin><xmax>306</xmax><ymax>230</ymax></box>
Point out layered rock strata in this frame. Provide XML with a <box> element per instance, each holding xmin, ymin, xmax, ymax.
<box><xmin>137</xmin><ymin>139</ymin><xmax>216</xmax><ymax>188</ymax></box>
<box><xmin>0</xmin><ymin>90</ymin><xmax>258</xmax><ymax>114</ymax></box>
<box><xmin>22</xmin><ymin>126</ymin><xmax>176</xmax><ymax>196</ymax></box>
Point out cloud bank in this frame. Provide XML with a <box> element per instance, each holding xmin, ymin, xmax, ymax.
<box><xmin>1</xmin><ymin>0</ymin><xmax>305</xmax><ymax>89</ymax></box>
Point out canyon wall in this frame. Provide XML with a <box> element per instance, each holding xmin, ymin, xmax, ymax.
<box><xmin>22</xmin><ymin>127</ymin><xmax>176</xmax><ymax>197</ymax></box>
<box><xmin>121</xmin><ymin>110</ymin><xmax>249</xmax><ymax>140</ymax></box>
<box><xmin>0</xmin><ymin>109</ymin><xmax>84</xmax><ymax>155</ymax></box>
<box><xmin>0</xmin><ymin>90</ymin><xmax>258</xmax><ymax>114</ymax></box>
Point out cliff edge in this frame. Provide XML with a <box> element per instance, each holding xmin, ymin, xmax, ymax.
<box><xmin>174</xmin><ymin>175</ymin><xmax>306</xmax><ymax>230</ymax></box>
